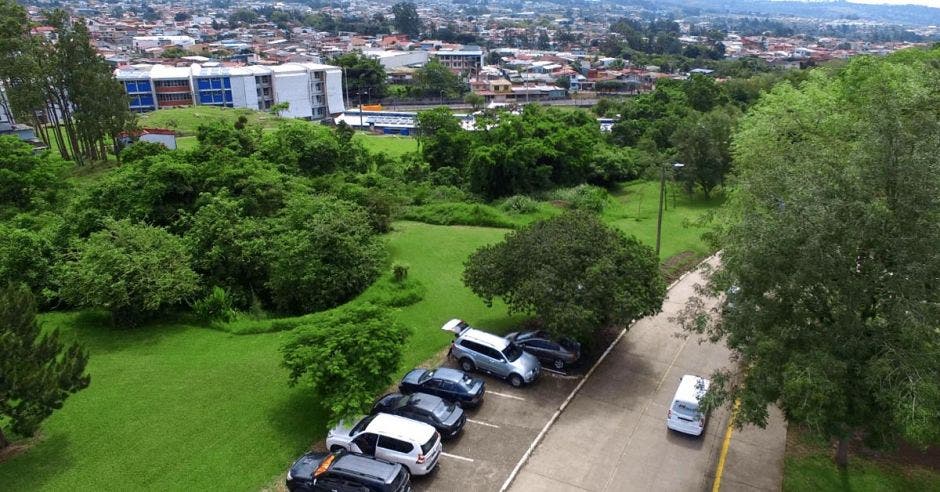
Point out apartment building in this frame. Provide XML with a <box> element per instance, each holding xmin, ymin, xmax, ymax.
<box><xmin>432</xmin><ymin>47</ymin><xmax>484</xmax><ymax>73</ymax></box>
<box><xmin>115</xmin><ymin>62</ymin><xmax>346</xmax><ymax>119</ymax></box>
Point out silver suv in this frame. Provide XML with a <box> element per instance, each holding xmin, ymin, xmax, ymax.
<box><xmin>443</xmin><ymin>319</ymin><xmax>541</xmax><ymax>387</ymax></box>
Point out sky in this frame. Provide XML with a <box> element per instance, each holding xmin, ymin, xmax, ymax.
<box><xmin>848</xmin><ymin>0</ymin><xmax>940</xmax><ymax>7</ymax></box>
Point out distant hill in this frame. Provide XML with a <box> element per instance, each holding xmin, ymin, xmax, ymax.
<box><xmin>645</xmin><ymin>0</ymin><xmax>940</xmax><ymax>26</ymax></box>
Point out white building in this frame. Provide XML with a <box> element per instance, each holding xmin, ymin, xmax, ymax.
<box><xmin>362</xmin><ymin>49</ymin><xmax>429</xmax><ymax>69</ymax></box>
<box><xmin>132</xmin><ymin>35</ymin><xmax>196</xmax><ymax>50</ymax></box>
<box><xmin>114</xmin><ymin>62</ymin><xmax>346</xmax><ymax>120</ymax></box>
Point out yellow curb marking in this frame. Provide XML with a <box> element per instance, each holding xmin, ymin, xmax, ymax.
<box><xmin>712</xmin><ymin>400</ymin><xmax>740</xmax><ymax>492</ymax></box>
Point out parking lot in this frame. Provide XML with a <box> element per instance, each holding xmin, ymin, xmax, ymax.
<box><xmin>410</xmin><ymin>361</ymin><xmax>582</xmax><ymax>492</ymax></box>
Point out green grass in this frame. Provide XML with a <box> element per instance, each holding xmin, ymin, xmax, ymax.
<box><xmin>0</xmin><ymin>221</ymin><xmax>517</xmax><ymax>490</ymax></box>
<box><xmin>603</xmin><ymin>181</ymin><xmax>725</xmax><ymax>260</ymax></box>
<box><xmin>138</xmin><ymin>106</ymin><xmax>283</xmax><ymax>136</ymax></box>
<box><xmin>353</xmin><ymin>133</ymin><xmax>418</xmax><ymax>159</ymax></box>
<box><xmin>784</xmin><ymin>455</ymin><xmax>940</xmax><ymax>492</ymax></box>
<box><xmin>784</xmin><ymin>431</ymin><xmax>940</xmax><ymax>492</ymax></box>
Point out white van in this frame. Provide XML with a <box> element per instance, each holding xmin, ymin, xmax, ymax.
<box><xmin>326</xmin><ymin>413</ymin><xmax>443</xmax><ymax>475</ymax></box>
<box><xmin>666</xmin><ymin>375</ymin><xmax>710</xmax><ymax>436</ymax></box>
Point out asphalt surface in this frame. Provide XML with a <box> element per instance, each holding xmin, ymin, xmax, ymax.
<box><xmin>506</xmin><ymin>257</ymin><xmax>787</xmax><ymax>492</ymax></box>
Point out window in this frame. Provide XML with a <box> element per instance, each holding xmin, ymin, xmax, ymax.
<box><xmin>379</xmin><ymin>436</ymin><xmax>413</xmax><ymax>454</ymax></box>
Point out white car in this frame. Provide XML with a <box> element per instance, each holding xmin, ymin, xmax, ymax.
<box><xmin>666</xmin><ymin>375</ymin><xmax>710</xmax><ymax>436</ymax></box>
<box><xmin>326</xmin><ymin>413</ymin><xmax>442</xmax><ymax>475</ymax></box>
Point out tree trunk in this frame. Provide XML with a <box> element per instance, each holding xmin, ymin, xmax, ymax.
<box><xmin>835</xmin><ymin>436</ymin><xmax>849</xmax><ymax>468</ymax></box>
<box><xmin>0</xmin><ymin>427</ymin><xmax>8</xmax><ymax>449</ymax></box>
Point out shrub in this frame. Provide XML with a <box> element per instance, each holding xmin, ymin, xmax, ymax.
<box><xmin>59</xmin><ymin>219</ymin><xmax>200</xmax><ymax>325</ymax></box>
<box><xmin>400</xmin><ymin>202</ymin><xmax>515</xmax><ymax>228</ymax></box>
<box><xmin>501</xmin><ymin>195</ymin><xmax>539</xmax><ymax>214</ymax></box>
<box><xmin>192</xmin><ymin>286</ymin><xmax>237</xmax><ymax>323</ymax></box>
<box><xmin>553</xmin><ymin>185</ymin><xmax>608</xmax><ymax>213</ymax></box>
<box><xmin>392</xmin><ymin>263</ymin><xmax>409</xmax><ymax>283</ymax></box>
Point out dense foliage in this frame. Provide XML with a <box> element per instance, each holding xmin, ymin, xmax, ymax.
<box><xmin>0</xmin><ymin>284</ymin><xmax>90</xmax><ymax>449</ymax></box>
<box><xmin>463</xmin><ymin>211</ymin><xmax>666</xmax><ymax>342</ymax></box>
<box><xmin>282</xmin><ymin>304</ymin><xmax>411</xmax><ymax>426</ymax></box>
<box><xmin>679</xmin><ymin>49</ymin><xmax>940</xmax><ymax>465</ymax></box>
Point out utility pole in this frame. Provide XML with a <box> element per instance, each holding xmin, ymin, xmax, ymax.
<box><xmin>655</xmin><ymin>162</ymin><xmax>684</xmax><ymax>257</ymax></box>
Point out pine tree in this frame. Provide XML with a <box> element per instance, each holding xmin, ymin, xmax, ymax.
<box><xmin>0</xmin><ymin>284</ymin><xmax>90</xmax><ymax>449</ymax></box>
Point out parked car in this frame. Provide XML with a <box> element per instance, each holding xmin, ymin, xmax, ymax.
<box><xmin>326</xmin><ymin>413</ymin><xmax>442</xmax><ymax>476</ymax></box>
<box><xmin>505</xmin><ymin>330</ymin><xmax>581</xmax><ymax>370</ymax></box>
<box><xmin>400</xmin><ymin>367</ymin><xmax>485</xmax><ymax>407</ymax></box>
<box><xmin>286</xmin><ymin>449</ymin><xmax>411</xmax><ymax>492</ymax></box>
<box><xmin>372</xmin><ymin>392</ymin><xmax>466</xmax><ymax>440</ymax></box>
<box><xmin>666</xmin><ymin>375</ymin><xmax>711</xmax><ymax>437</ymax></box>
<box><xmin>443</xmin><ymin>318</ymin><xmax>541</xmax><ymax>387</ymax></box>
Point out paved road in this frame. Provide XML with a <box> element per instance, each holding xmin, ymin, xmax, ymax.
<box><xmin>507</xmin><ymin>258</ymin><xmax>787</xmax><ymax>492</ymax></box>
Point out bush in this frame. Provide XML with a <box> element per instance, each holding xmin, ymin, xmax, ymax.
<box><xmin>400</xmin><ymin>202</ymin><xmax>515</xmax><ymax>228</ymax></box>
<box><xmin>265</xmin><ymin>194</ymin><xmax>384</xmax><ymax>314</ymax></box>
<box><xmin>392</xmin><ymin>263</ymin><xmax>409</xmax><ymax>283</ymax></box>
<box><xmin>501</xmin><ymin>195</ymin><xmax>539</xmax><ymax>214</ymax></box>
<box><xmin>59</xmin><ymin>219</ymin><xmax>200</xmax><ymax>325</ymax></box>
<box><xmin>282</xmin><ymin>304</ymin><xmax>411</xmax><ymax>427</ymax></box>
<box><xmin>553</xmin><ymin>185</ymin><xmax>609</xmax><ymax>213</ymax></box>
<box><xmin>192</xmin><ymin>286</ymin><xmax>237</xmax><ymax>323</ymax></box>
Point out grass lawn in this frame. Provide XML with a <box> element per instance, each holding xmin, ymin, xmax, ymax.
<box><xmin>0</xmin><ymin>222</ymin><xmax>517</xmax><ymax>491</ymax></box>
<box><xmin>603</xmin><ymin>181</ymin><xmax>725</xmax><ymax>261</ymax></box>
<box><xmin>784</xmin><ymin>430</ymin><xmax>940</xmax><ymax>491</ymax></box>
<box><xmin>353</xmin><ymin>133</ymin><xmax>418</xmax><ymax>159</ymax></box>
<box><xmin>138</xmin><ymin>106</ymin><xmax>283</xmax><ymax>136</ymax></box>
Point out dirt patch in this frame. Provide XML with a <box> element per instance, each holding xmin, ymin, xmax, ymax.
<box><xmin>661</xmin><ymin>251</ymin><xmax>705</xmax><ymax>285</ymax></box>
<box><xmin>0</xmin><ymin>434</ymin><xmax>40</xmax><ymax>464</ymax></box>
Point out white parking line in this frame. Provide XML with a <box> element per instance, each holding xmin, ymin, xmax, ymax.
<box><xmin>441</xmin><ymin>452</ymin><xmax>475</xmax><ymax>462</ymax></box>
<box><xmin>488</xmin><ymin>391</ymin><xmax>526</xmax><ymax>401</ymax></box>
<box><xmin>542</xmin><ymin>368</ymin><xmax>580</xmax><ymax>379</ymax></box>
<box><xmin>466</xmin><ymin>418</ymin><xmax>500</xmax><ymax>429</ymax></box>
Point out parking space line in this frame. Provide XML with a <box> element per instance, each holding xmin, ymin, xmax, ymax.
<box><xmin>441</xmin><ymin>452</ymin><xmax>475</xmax><ymax>462</ymax></box>
<box><xmin>466</xmin><ymin>418</ymin><xmax>500</xmax><ymax>429</ymax></box>
<box><xmin>542</xmin><ymin>368</ymin><xmax>580</xmax><ymax>379</ymax></box>
<box><xmin>488</xmin><ymin>391</ymin><xmax>526</xmax><ymax>401</ymax></box>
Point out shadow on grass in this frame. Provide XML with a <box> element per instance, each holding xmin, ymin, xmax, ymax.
<box><xmin>265</xmin><ymin>386</ymin><xmax>332</xmax><ymax>454</ymax></box>
<box><xmin>0</xmin><ymin>433</ymin><xmax>73</xmax><ymax>490</ymax></box>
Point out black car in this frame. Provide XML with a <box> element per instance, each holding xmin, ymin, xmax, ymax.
<box><xmin>399</xmin><ymin>367</ymin><xmax>486</xmax><ymax>408</ymax></box>
<box><xmin>286</xmin><ymin>449</ymin><xmax>411</xmax><ymax>492</ymax></box>
<box><xmin>505</xmin><ymin>330</ymin><xmax>581</xmax><ymax>370</ymax></box>
<box><xmin>372</xmin><ymin>392</ymin><xmax>466</xmax><ymax>440</ymax></box>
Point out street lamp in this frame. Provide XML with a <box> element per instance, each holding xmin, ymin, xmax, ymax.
<box><xmin>655</xmin><ymin>162</ymin><xmax>685</xmax><ymax>257</ymax></box>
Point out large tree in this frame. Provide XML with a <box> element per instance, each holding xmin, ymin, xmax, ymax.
<box><xmin>391</xmin><ymin>2</ymin><xmax>421</xmax><ymax>37</ymax></box>
<box><xmin>282</xmin><ymin>304</ymin><xmax>411</xmax><ymax>427</ymax></box>
<box><xmin>680</xmin><ymin>50</ymin><xmax>940</xmax><ymax>466</ymax></box>
<box><xmin>463</xmin><ymin>211</ymin><xmax>666</xmax><ymax>342</ymax></box>
<box><xmin>0</xmin><ymin>283</ymin><xmax>89</xmax><ymax>449</ymax></box>
<box><xmin>671</xmin><ymin>107</ymin><xmax>736</xmax><ymax>197</ymax></box>
<box><xmin>413</xmin><ymin>58</ymin><xmax>465</xmax><ymax>99</ymax></box>
<box><xmin>331</xmin><ymin>52</ymin><xmax>388</xmax><ymax>101</ymax></box>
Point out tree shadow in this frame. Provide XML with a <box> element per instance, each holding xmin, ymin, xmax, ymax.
<box><xmin>264</xmin><ymin>386</ymin><xmax>331</xmax><ymax>455</ymax></box>
<box><xmin>0</xmin><ymin>432</ymin><xmax>73</xmax><ymax>490</ymax></box>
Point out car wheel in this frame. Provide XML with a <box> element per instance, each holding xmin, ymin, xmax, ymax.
<box><xmin>329</xmin><ymin>445</ymin><xmax>345</xmax><ymax>453</ymax></box>
<box><xmin>460</xmin><ymin>358</ymin><xmax>475</xmax><ymax>372</ymax></box>
<box><xmin>552</xmin><ymin>358</ymin><xmax>565</xmax><ymax>370</ymax></box>
<box><xmin>509</xmin><ymin>374</ymin><xmax>523</xmax><ymax>387</ymax></box>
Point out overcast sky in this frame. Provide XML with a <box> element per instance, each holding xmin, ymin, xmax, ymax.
<box><xmin>848</xmin><ymin>0</ymin><xmax>940</xmax><ymax>7</ymax></box>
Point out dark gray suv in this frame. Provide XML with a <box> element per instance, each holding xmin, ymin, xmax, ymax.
<box><xmin>286</xmin><ymin>449</ymin><xmax>411</xmax><ymax>492</ymax></box>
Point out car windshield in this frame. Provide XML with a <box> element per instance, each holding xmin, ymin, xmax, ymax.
<box><xmin>502</xmin><ymin>343</ymin><xmax>523</xmax><ymax>362</ymax></box>
<box><xmin>418</xmin><ymin>370</ymin><xmax>433</xmax><ymax>383</ymax></box>
<box><xmin>672</xmin><ymin>401</ymin><xmax>700</xmax><ymax>418</ymax></box>
<box><xmin>420</xmin><ymin>434</ymin><xmax>438</xmax><ymax>454</ymax></box>
<box><xmin>431</xmin><ymin>400</ymin><xmax>449</xmax><ymax>417</ymax></box>
<box><xmin>350</xmin><ymin>415</ymin><xmax>374</xmax><ymax>435</ymax></box>
<box><xmin>391</xmin><ymin>467</ymin><xmax>409</xmax><ymax>491</ymax></box>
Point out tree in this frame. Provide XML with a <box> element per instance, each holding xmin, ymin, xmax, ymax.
<box><xmin>331</xmin><ymin>53</ymin><xmax>388</xmax><ymax>100</ymax></box>
<box><xmin>269</xmin><ymin>101</ymin><xmax>289</xmax><ymax>117</ymax></box>
<box><xmin>464</xmin><ymin>92</ymin><xmax>485</xmax><ymax>111</ymax></box>
<box><xmin>413</xmin><ymin>59</ymin><xmax>464</xmax><ymax>99</ymax></box>
<box><xmin>416</xmin><ymin>107</ymin><xmax>471</xmax><ymax>172</ymax></box>
<box><xmin>671</xmin><ymin>108</ymin><xmax>735</xmax><ymax>197</ymax></box>
<box><xmin>59</xmin><ymin>219</ymin><xmax>200</xmax><ymax>324</ymax></box>
<box><xmin>463</xmin><ymin>212</ymin><xmax>666</xmax><ymax>342</ymax></box>
<box><xmin>265</xmin><ymin>194</ymin><xmax>384</xmax><ymax>314</ymax></box>
<box><xmin>174</xmin><ymin>12</ymin><xmax>192</xmax><ymax>22</ymax></box>
<box><xmin>0</xmin><ymin>136</ymin><xmax>69</xmax><ymax>216</ymax></box>
<box><xmin>678</xmin><ymin>50</ymin><xmax>940</xmax><ymax>467</ymax></box>
<box><xmin>0</xmin><ymin>283</ymin><xmax>89</xmax><ymax>449</ymax></box>
<box><xmin>282</xmin><ymin>304</ymin><xmax>411</xmax><ymax>427</ymax></box>
<box><xmin>391</xmin><ymin>2</ymin><xmax>421</xmax><ymax>37</ymax></box>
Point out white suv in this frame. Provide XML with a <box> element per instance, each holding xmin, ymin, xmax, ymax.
<box><xmin>326</xmin><ymin>413</ymin><xmax>442</xmax><ymax>475</ymax></box>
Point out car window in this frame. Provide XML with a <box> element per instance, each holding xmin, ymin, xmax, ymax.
<box><xmin>672</xmin><ymin>401</ymin><xmax>700</xmax><ymax>417</ymax></box>
<box><xmin>350</xmin><ymin>415</ymin><xmax>374</xmax><ymax>435</ymax></box>
<box><xmin>379</xmin><ymin>435</ymin><xmax>414</xmax><ymax>454</ymax></box>
<box><xmin>424</xmin><ymin>379</ymin><xmax>440</xmax><ymax>389</ymax></box>
<box><xmin>527</xmin><ymin>340</ymin><xmax>550</xmax><ymax>349</ymax></box>
<box><xmin>420</xmin><ymin>434</ymin><xmax>438</xmax><ymax>454</ymax></box>
<box><xmin>502</xmin><ymin>343</ymin><xmax>523</xmax><ymax>362</ymax></box>
<box><xmin>460</xmin><ymin>340</ymin><xmax>482</xmax><ymax>353</ymax></box>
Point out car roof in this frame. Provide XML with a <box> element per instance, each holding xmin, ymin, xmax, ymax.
<box><xmin>332</xmin><ymin>453</ymin><xmax>400</xmax><ymax>483</ymax></box>
<box><xmin>674</xmin><ymin>375</ymin><xmax>709</xmax><ymax>404</ymax></box>
<box><xmin>459</xmin><ymin>328</ymin><xmax>510</xmax><ymax>351</ymax></box>
<box><xmin>367</xmin><ymin>413</ymin><xmax>436</xmax><ymax>442</ymax></box>
<box><xmin>431</xmin><ymin>367</ymin><xmax>466</xmax><ymax>383</ymax></box>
